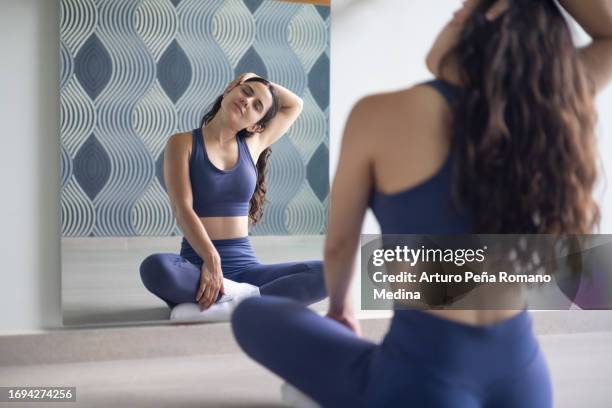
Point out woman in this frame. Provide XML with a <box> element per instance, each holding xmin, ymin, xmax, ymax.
<box><xmin>231</xmin><ymin>0</ymin><xmax>612</xmax><ymax>406</ymax></box>
<box><xmin>139</xmin><ymin>73</ymin><xmax>327</xmax><ymax>320</ymax></box>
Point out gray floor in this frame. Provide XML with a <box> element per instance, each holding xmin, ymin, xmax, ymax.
<box><xmin>1</xmin><ymin>331</ymin><xmax>611</xmax><ymax>407</ymax></box>
<box><xmin>62</xmin><ymin>236</ymin><xmax>328</xmax><ymax>327</ymax></box>
<box><xmin>51</xmin><ymin>236</ymin><xmax>612</xmax><ymax>406</ymax></box>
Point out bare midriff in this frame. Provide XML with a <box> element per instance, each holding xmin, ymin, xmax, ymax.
<box><xmin>424</xmin><ymin>284</ymin><xmax>525</xmax><ymax>326</ymax></box>
<box><xmin>199</xmin><ymin>216</ymin><xmax>250</xmax><ymax>240</ymax></box>
<box><xmin>390</xmin><ymin>266</ymin><xmax>526</xmax><ymax>326</ymax></box>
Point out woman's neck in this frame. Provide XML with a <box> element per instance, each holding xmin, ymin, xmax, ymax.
<box><xmin>204</xmin><ymin>114</ymin><xmax>239</xmax><ymax>145</ymax></box>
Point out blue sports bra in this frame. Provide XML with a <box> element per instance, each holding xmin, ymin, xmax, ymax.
<box><xmin>368</xmin><ymin>79</ymin><xmax>473</xmax><ymax>234</ymax></box>
<box><xmin>189</xmin><ymin>127</ymin><xmax>257</xmax><ymax>217</ymax></box>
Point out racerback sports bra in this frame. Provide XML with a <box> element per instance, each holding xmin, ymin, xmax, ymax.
<box><xmin>189</xmin><ymin>127</ymin><xmax>258</xmax><ymax>217</ymax></box>
<box><xmin>368</xmin><ymin>79</ymin><xmax>473</xmax><ymax>234</ymax></box>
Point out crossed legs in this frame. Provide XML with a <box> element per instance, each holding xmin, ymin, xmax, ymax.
<box><xmin>139</xmin><ymin>253</ymin><xmax>327</xmax><ymax>308</ymax></box>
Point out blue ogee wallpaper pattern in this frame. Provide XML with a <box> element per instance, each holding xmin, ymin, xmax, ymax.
<box><xmin>60</xmin><ymin>0</ymin><xmax>329</xmax><ymax>237</ymax></box>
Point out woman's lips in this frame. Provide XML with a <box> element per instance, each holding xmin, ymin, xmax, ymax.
<box><xmin>233</xmin><ymin>102</ymin><xmax>243</xmax><ymax>116</ymax></box>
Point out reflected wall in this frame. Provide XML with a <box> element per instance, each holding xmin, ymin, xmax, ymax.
<box><xmin>60</xmin><ymin>0</ymin><xmax>330</xmax><ymax>237</ymax></box>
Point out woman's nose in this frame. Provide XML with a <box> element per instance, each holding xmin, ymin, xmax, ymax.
<box><xmin>242</xmin><ymin>97</ymin><xmax>254</xmax><ymax>110</ymax></box>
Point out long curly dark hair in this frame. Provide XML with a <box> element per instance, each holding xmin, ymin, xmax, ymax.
<box><xmin>439</xmin><ymin>0</ymin><xmax>600</xmax><ymax>234</ymax></box>
<box><xmin>200</xmin><ymin>77</ymin><xmax>280</xmax><ymax>225</ymax></box>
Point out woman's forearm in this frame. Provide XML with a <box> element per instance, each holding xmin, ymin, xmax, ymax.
<box><xmin>174</xmin><ymin>206</ymin><xmax>217</xmax><ymax>262</ymax></box>
<box><xmin>270</xmin><ymin>80</ymin><xmax>304</xmax><ymax>111</ymax></box>
<box><xmin>240</xmin><ymin>72</ymin><xmax>303</xmax><ymax>111</ymax></box>
<box><xmin>558</xmin><ymin>0</ymin><xmax>612</xmax><ymax>39</ymax></box>
<box><xmin>558</xmin><ymin>0</ymin><xmax>612</xmax><ymax>91</ymax></box>
<box><xmin>324</xmin><ymin>240</ymin><xmax>359</xmax><ymax>315</ymax></box>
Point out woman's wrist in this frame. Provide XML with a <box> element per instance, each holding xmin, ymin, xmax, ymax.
<box><xmin>276</xmin><ymin>84</ymin><xmax>302</xmax><ymax>110</ymax></box>
<box><xmin>328</xmin><ymin>297</ymin><xmax>354</xmax><ymax>317</ymax></box>
<box><xmin>202</xmin><ymin>247</ymin><xmax>220</xmax><ymax>263</ymax></box>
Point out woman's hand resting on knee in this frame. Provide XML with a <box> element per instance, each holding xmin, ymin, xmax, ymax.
<box><xmin>196</xmin><ymin>251</ymin><xmax>225</xmax><ymax>310</ymax></box>
<box><xmin>326</xmin><ymin>309</ymin><xmax>362</xmax><ymax>337</ymax></box>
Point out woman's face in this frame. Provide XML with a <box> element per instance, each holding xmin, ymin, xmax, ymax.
<box><xmin>221</xmin><ymin>81</ymin><xmax>274</xmax><ymax>132</ymax></box>
<box><xmin>426</xmin><ymin>0</ymin><xmax>479</xmax><ymax>78</ymax></box>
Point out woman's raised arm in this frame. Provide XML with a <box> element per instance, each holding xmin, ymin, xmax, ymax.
<box><xmin>237</xmin><ymin>73</ymin><xmax>304</xmax><ymax>149</ymax></box>
<box><xmin>558</xmin><ymin>0</ymin><xmax>612</xmax><ymax>93</ymax></box>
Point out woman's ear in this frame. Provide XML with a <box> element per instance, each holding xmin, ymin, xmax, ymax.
<box><xmin>246</xmin><ymin>123</ymin><xmax>265</xmax><ymax>133</ymax></box>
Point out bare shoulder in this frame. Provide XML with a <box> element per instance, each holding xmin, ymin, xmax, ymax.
<box><xmin>356</xmin><ymin>83</ymin><xmax>455</xmax><ymax>193</ymax></box>
<box><xmin>167</xmin><ymin>131</ymin><xmax>192</xmax><ymax>146</ymax></box>
<box><xmin>165</xmin><ymin>131</ymin><xmax>193</xmax><ymax>159</ymax></box>
<box><xmin>347</xmin><ymin>84</ymin><xmax>452</xmax><ymax>150</ymax></box>
<box><xmin>393</xmin><ymin>83</ymin><xmax>453</xmax><ymax>119</ymax></box>
<box><xmin>353</xmin><ymin>84</ymin><xmax>450</xmax><ymax>125</ymax></box>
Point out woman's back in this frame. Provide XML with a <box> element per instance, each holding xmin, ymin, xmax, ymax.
<box><xmin>368</xmin><ymin>81</ymin><xmax>455</xmax><ymax>201</ymax></box>
<box><xmin>363</xmin><ymin>79</ymin><xmax>523</xmax><ymax>326</ymax></box>
<box><xmin>368</xmin><ymin>79</ymin><xmax>472</xmax><ymax>234</ymax></box>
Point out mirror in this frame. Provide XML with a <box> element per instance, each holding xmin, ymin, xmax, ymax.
<box><xmin>60</xmin><ymin>0</ymin><xmax>330</xmax><ymax>327</ymax></box>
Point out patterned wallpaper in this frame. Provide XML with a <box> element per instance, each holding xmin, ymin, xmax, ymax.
<box><xmin>60</xmin><ymin>0</ymin><xmax>330</xmax><ymax>237</ymax></box>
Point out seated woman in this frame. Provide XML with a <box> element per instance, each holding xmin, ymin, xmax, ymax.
<box><xmin>139</xmin><ymin>73</ymin><xmax>327</xmax><ymax>321</ymax></box>
<box><xmin>230</xmin><ymin>0</ymin><xmax>612</xmax><ymax>406</ymax></box>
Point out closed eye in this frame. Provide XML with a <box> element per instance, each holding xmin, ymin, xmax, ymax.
<box><xmin>242</xmin><ymin>85</ymin><xmax>254</xmax><ymax>96</ymax></box>
<box><xmin>242</xmin><ymin>85</ymin><xmax>264</xmax><ymax>112</ymax></box>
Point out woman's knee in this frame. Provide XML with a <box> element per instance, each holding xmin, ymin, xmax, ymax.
<box><xmin>231</xmin><ymin>297</ymin><xmax>266</xmax><ymax>353</ymax></box>
<box><xmin>139</xmin><ymin>253</ymin><xmax>170</xmax><ymax>291</ymax></box>
<box><xmin>305</xmin><ymin>261</ymin><xmax>327</xmax><ymax>299</ymax></box>
<box><xmin>231</xmin><ymin>296</ymin><xmax>294</xmax><ymax>345</ymax></box>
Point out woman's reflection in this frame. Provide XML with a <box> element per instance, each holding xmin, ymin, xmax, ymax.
<box><xmin>139</xmin><ymin>72</ymin><xmax>327</xmax><ymax>321</ymax></box>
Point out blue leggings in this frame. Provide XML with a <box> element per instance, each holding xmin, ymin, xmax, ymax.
<box><xmin>139</xmin><ymin>236</ymin><xmax>327</xmax><ymax>308</ymax></box>
<box><xmin>231</xmin><ymin>297</ymin><xmax>552</xmax><ymax>408</ymax></box>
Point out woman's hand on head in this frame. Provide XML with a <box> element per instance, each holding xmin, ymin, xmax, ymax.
<box><xmin>196</xmin><ymin>251</ymin><xmax>225</xmax><ymax>310</ymax></box>
<box><xmin>326</xmin><ymin>309</ymin><xmax>362</xmax><ymax>337</ymax></box>
<box><xmin>224</xmin><ymin>72</ymin><xmax>260</xmax><ymax>95</ymax></box>
<box><xmin>427</xmin><ymin>0</ymin><xmax>510</xmax><ymax>79</ymax></box>
<box><xmin>449</xmin><ymin>0</ymin><xmax>509</xmax><ymax>28</ymax></box>
<box><xmin>449</xmin><ymin>0</ymin><xmax>477</xmax><ymax>27</ymax></box>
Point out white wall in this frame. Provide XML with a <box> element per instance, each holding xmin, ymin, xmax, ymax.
<box><xmin>331</xmin><ymin>0</ymin><xmax>612</xmax><ymax>314</ymax></box>
<box><xmin>331</xmin><ymin>0</ymin><xmax>612</xmax><ymax>234</ymax></box>
<box><xmin>0</xmin><ymin>0</ymin><xmax>61</xmax><ymax>332</ymax></box>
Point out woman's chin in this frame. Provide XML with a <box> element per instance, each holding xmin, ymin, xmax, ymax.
<box><xmin>220</xmin><ymin>109</ymin><xmax>244</xmax><ymax>128</ymax></box>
